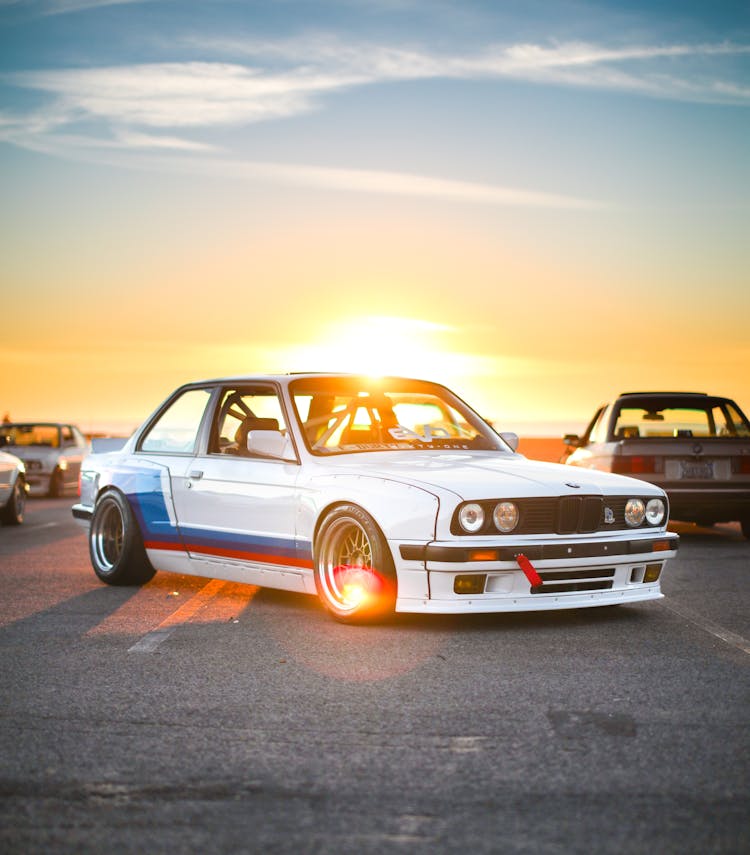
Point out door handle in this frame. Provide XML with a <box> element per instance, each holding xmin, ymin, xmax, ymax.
<box><xmin>189</xmin><ymin>470</ymin><xmax>204</xmax><ymax>480</ymax></box>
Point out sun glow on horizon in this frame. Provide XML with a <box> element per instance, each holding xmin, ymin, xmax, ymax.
<box><xmin>268</xmin><ymin>315</ymin><xmax>486</xmax><ymax>384</ymax></box>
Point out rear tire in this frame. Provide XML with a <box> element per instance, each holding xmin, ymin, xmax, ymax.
<box><xmin>89</xmin><ymin>491</ymin><xmax>155</xmax><ymax>585</ymax></box>
<box><xmin>1</xmin><ymin>478</ymin><xmax>26</xmax><ymax>525</ymax></box>
<box><xmin>314</xmin><ymin>504</ymin><xmax>396</xmax><ymax>623</ymax></box>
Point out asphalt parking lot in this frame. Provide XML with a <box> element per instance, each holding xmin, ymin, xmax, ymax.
<box><xmin>1</xmin><ymin>500</ymin><xmax>748</xmax><ymax>854</ymax></box>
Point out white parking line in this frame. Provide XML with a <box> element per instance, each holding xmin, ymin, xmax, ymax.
<box><xmin>661</xmin><ymin>600</ymin><xmax>750</xmax><ymax>656</ymax></box>
<box><xmin>127</xmin><ymin>579</ymin><xmax>228</xmax><ymax>654</ymax></box>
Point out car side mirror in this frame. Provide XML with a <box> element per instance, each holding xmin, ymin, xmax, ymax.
<box><xmin>563</xmin><ymin>434</ymin><xmax>582</xmax><ymax>447</ymax></box>
<box><xmin>246</xmin><ymin>430</ymin><xmax>296</xmax><ymax>462</ymax></box>
<box><xmin>499</xmin><ymin>431</ymin><xmax>519</xmax><ymax>452</ymax></box>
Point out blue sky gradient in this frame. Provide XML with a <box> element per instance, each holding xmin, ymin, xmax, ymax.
<box><xmin>1</xmin><ymin>1</ymin><xmax>748</xmax><ymax>430</ymax></box>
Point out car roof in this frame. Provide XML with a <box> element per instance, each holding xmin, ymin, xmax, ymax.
<box><xmin>185</xmin><ymin>373</ymin><xmax>434</xmax><ymax>387</ymax></box>
<box><xmin>618</xmin><ymin>391</ymin><xmax>708</xmax><ymax>397</ymax></box>
<box><xmin>615</xmin><ymin>392</ymin><xmax>738</xmax><ymax>409</ymax></box>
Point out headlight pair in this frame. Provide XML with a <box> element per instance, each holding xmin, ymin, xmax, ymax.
<box><xmin>458</xmin><ymin>501</ymin><xmax>519</xmax><ymax>534</ymax></box>
<box><xmin>625</xmin><ymin>498</ymin><xmax>666</xmax><ymax>527</ymax></box>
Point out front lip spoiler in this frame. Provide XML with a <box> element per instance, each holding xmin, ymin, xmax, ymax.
<box><xmin>400</xmin><ymin>534</ymin><xmax>679</xmax><ymax>563</ymax></box>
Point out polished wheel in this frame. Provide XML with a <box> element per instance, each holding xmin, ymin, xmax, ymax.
<box><xmin>89</xmin><ymin>491</ymin><xmax>155</xmax><ymax>585</ymax></box>
<box><xmin>91</xmin><ymin>497</ymin><xmax>125</xmax><ymax>573</ymax></box>
<box><xmin>315</xmin><ymin>505</ymin><xmax>396</xmax><ymax>622</ymax></box>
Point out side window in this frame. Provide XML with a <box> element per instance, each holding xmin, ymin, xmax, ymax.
<box><xmin>212</xmin><ymin>387</ymin><xmax>287</xmax><ymax>455</ymax></box>
<box><xmin>723</xmin><ymin>404</ymin><xmax>750</xmax><ymax>437</ymax></box>
<box><xmin>61</xmin><ymin>426</ymin><xmax>74</xmax><ymax>446</ymax></box>
<box><xmin>140</xmin><ymin>388</ymin><xmax>212</xmax><ymax>454</ymax></box>
<box><xmin>588</xmin><ymin>406</ymin><xmax>610</xmax><ymax>444</ymax></box>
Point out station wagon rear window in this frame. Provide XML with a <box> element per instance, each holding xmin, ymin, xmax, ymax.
<box><xmin>614</xmin><ymin>402</ymin><xmax>750</xmax><ymax>439</ymax></box>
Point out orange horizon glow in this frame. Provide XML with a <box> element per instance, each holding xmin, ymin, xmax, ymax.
<box><xmin>4</xmin><ymin>309</ymin><xmax>749</xmax><ymax>439</ymax></box>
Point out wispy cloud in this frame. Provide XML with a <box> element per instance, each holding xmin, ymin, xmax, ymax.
<box><xmin>192</xmin><ymin>34</ymin><xmax>750</xmax><ymax>103</ymax></box>
<box><xmin>2</xmin><ymin>34</ymin><xmax>747</xmax><ymax>206</ymax></box>
<box><xmin>6</xmin><ymin>37</ymin><xmax>749</xmax><ymax>141</ymax></box>
<box><xmin>4</xmin><ymin>0</ymin><xmax>153</xmax><ymax>16</ymax></box>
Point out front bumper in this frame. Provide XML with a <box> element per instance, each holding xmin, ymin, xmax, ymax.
<box><xmin>393</xmin><ymin>533</ymin><xmax>679</xmax><ymax>614</ymax></box>
<box><xmin>71</xmin><ymin>503</ymin><xmax>93</xmax><ymax>527</ymax></box>
<box><xmin>25</xmin><ymin>473</ymin><xmax>53</xmax><ymax>496</ymax></box>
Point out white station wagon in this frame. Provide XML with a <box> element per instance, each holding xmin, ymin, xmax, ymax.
<box><xmin>73</xmin><ymin>375</ymin><xmax>679</xmax><ymax>622</ymax></box>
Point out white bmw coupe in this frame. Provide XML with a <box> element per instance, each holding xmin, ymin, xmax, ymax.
<box><xmin>73</xmin><ymin>374</ymin><xmax>679</xmax><ymax>622</ymax></box>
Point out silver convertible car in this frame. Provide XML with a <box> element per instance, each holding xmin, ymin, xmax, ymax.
<box><xmin>1</xmin><ymin>422</ymin><xmax>88</xmax><ymax>497</ymax></box>
<box><xmin>73</xmin><ymin>375</ymin><xmax>679</xmax><ymax>622</ymax></box>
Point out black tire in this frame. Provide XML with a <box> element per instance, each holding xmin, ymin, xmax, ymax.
<box><xmin>314</xmin><ymin>504</ymin><xmax>397</xmax><ymax>623</ymax></box>
<box><xmin>48</xmin><ymin>468</ymin><xmax>64</xmax><ymax>498</ymax></box>
<box><xmin>1</xmin><ymin>478</ymin><xmax>26</xmax><ymax>525</ymax></box>
<box><xmin>89</xmin><ymin>491</ymin><xmax>155</xmax><ymax>585</ymax></box>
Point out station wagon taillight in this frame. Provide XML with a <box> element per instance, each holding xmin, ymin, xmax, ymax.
<box><xmin>733</xmin><ymin>456</ymin><xmax>750</xmax><ymax>475</ymax></box>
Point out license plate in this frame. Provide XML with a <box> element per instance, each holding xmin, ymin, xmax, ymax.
<box><xmin>679</xmin><ymin>461</ymin><xmax>714</xmax><ymax>479</ymax></box>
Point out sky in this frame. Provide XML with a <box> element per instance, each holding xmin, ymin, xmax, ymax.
<box><xmin>1</xmin><ymin>0</ymin><xmax>748</xmax><ymax>435</ymax></box>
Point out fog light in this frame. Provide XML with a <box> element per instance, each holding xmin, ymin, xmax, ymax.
<box><xmin>454</xmin><ymin>574</ymin><xmax>486</xmax><ymax>595</ymax></box>
<box><xmin>644</xmin><ymin>564</ymin><xmax>662</xmax><ymax>583</ymax></box>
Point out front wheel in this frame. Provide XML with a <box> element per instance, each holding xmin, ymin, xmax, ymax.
<box><xmin>48</xmin><ymin>468</ymin><xmax>64</xmax><ymax>498</ymax></box>
<box><xmin>89</xmin><ymin>491</ymin><xmax>155</xmax><ymax>585</ymax></box>
<box><xmin>314</xmin><ymin>505</ymin><xmax>396</xmax><ymax>623</ymax></box>
<box><xmin>1</xmin><ymin>478</ymin><xmax>26</xmax><ymax>525</ymax></box>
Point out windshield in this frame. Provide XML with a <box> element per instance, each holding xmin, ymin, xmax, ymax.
<box><xmin>290</xmin><ymin>377</ymin><xmax>507</xmax><ymax>455</ymax></box>
<box><xmin>3</xmin><ymin>424</ymin><xmax>61</xmax><ymax>448</ymax></box>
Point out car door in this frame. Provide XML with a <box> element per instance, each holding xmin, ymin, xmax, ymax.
<box><xmin>133</xmin><ymin>385</ymin><xmax>216</xmax><ymax>571</ymax></box>
<box><xmin>171</xmin><ymin>385</ymin><xmax>312</xmax><ymax>594</ymax></box>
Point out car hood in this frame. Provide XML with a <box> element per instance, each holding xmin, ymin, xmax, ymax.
<box><xmin>0</xmin><ymin>450</ymin><xmax>23</xmax><ymax>468</ymax></box>
<box><xmin>320</xmin><ymin>450</ymin><xmax>659</xmax><ymax>500</ymax></box>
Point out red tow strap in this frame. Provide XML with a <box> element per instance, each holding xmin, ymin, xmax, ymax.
<box><xmin>516</xmin><ymin>553</ymin><xmax>543</xmax><ymax>588</ymax></box>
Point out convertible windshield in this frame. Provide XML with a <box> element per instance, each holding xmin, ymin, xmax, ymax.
<box><xmin>290</xmin><ymin>377</ymin><xmax>506</xmax><ymax>455</ymax></box>
<box><xmin>3</xmin><ymin>424</ymin><xmax>60</xmax><ymax>448</ymax></box>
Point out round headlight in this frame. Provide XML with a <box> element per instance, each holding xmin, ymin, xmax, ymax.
<box><xmin>645</xmin><ymin>498</ymin><xmax>666</xmax><ymax>525</ymax></box>
<box><xmin>493</xmin><ymin>501</ymin><xmax>519</xmax><ymax>532</ymax></box>
<box><xmin>625</xmin><ymin>498</ymin><xmax>646</xmax><ymax>527</ymax></box>
<box><xmin>458</xmin><ymin>503</ymin><xmax>485</xmax><ymax>533</ymax></box>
